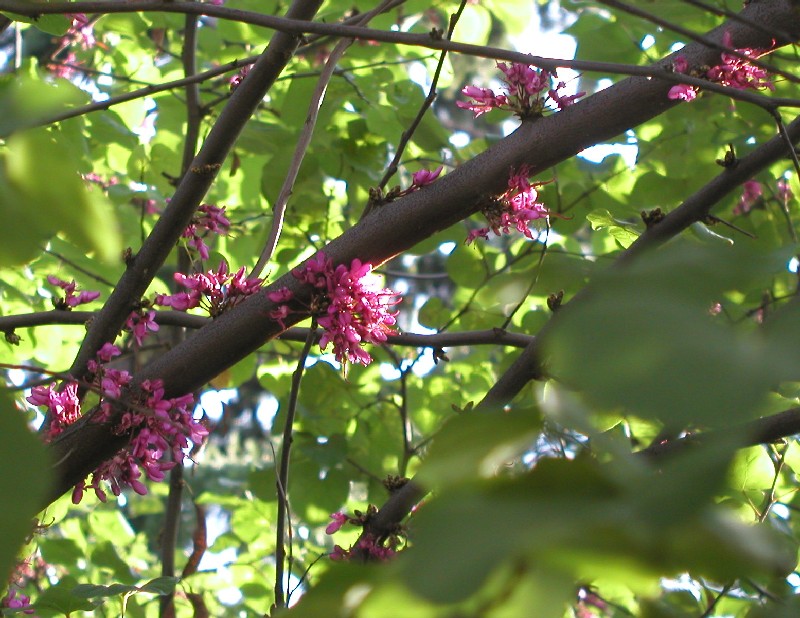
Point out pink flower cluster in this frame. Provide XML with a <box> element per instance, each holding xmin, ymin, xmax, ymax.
<box><xmin>47</xmin><ymin>275</ymin><xmax>101</xmax><ymax>310</ymax></box>
<box><xmin>27</xmin><ymin>342</ymin><xmax>208</xmax><ymax>503</ymax></box>
<box><xmin>330</xmin><ymin>535</ymin><xmax>395</xmax><ymax>562</ymax></box>
<box><xmin>155</xmin><ymin>261</ymin><xmax>262</xmax><ymax>317</ymax></box>
<box><xmin>466</xmin><ymin>165</ymin><xmax>561</xmax><ymax>244</ymax></box>
<box><xmin>1</xmin><ymin>589</ymin><xmax>33</xmax><ymax>614</ymax></box>
<box><xmin>230</xmin><ymin>65</ymin><xmax>251</xmax><ymax>91</ymax></box>
<box><xmin>734</xmin><ymin>178</ymin><xmax>794</xmax><ymax>215</ymax></box>
<box><xmin>668</xmin><ymin>32</ymin><xmax>773</xmax><ymax>102</ymax></box>
<box><xmin>458</xmin><ymin>62</ymin><xmax>584</xmax><ymax>119</ymax></box>
<box><xmin>325</xmin><ymin>512</ymin><xmax>395</xmax><ymax>562</ymax></box>
<box><xmin>125</xmin><ymin>310</ymin><xmax>160</xmax><ymax>347</ymax></box>
<box><xmin>67</xmin><ymin>13</ymin><xmax>96</xmax><ymax>50</ymax></box>
<box><xmin>182</xmin><ymin>204</ymin><xmax>231</xmax><ymax>260</ymax></box>
<box><xmin>268</xmin><ymin>253</ymin><xmax>399</xmax><ymax>368</ymax></box>
<box><xmin>73</xmin><ymin>379</ymin><xmax>206</xmax><ymax>503</ymax></box>
<box><xmin>27</xmin><ymin>381</ymin><xmax>81</xmax><ymax>440</ymax></box>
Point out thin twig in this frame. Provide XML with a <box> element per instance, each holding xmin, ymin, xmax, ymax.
<box><xmin>274</xmin><ymin>321</ymin><xmax>317</xmax><ymax>610</ymax></box>
<box><xmin>251</xmin><ymin>0</ymin><xmax>400</xmax><ymax>279</ymax></box>
<box><xmin>377</xmin><ymin>0</ymin><xmax>468</xmax><ymax>190</ymax></box>
<box><xmin>767</xmin><ymin>109</ymin><xmax>799</xmax><ymax>242</ymax></box>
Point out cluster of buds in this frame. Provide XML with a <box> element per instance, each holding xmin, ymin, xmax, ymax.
<box><xmin>268</xmin><ymin>252</ymin><xmax>399</xmax><ymax>370</ymax></box>
<box><xmin>668</xmin><ymin>31</ymin><xmax>774</xmax><ymax>102</ymax></box>
<box><xmin>466</xmin><ymin>165</ymin><xmax>563</xmax><ymax>244</ymax></box>
<box><xmin>458</xmin><ymin>62</ymin><xmax>584</xmax><ymax>119</ymax></box>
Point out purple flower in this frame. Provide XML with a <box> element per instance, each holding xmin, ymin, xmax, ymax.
<box><xmin>270</xmin><ymin>253</ymin><xmax>400</xmax><ymax>370</ymax></box>
<box><xmin>734</xmin><ymin>179</ymin><xmax>763</xmax><ymax>215</ymax></box>
<box><xmin>155</xmin><ymin>262</ymin><xmax>262</xmax><ymax>317</ymax></box>
<box><xmin>126</xmin><ymin>310</ymin><xmax>160</xmax><ymax>347</ymax></box>
<box><xmin>26</xmin><ymin>382</ymin><xmax>81</xmax><ymax>440</ymax></box>
<box><xmin>325</xmin><ymin>512</ymin><xmax>348</xmax><ymax>534</ymax></box>
<box><xmin>668</xmin><ymin>84</ymin><xmax>698</xmax><ymax>102</ymax></box>
<box><xmin>466</xmin><ymin>166</ymin><xmax>563</xmax><ymax>244</ymax></box>
<box><xmin>47</xmin><ymin>275</ymin><xmax>101</xmax><ymax>309</ymax></box>
<box><xmin>411</xmin><ymin>165</ymin><xmax>443</xmax><ymax>188</ymax></box>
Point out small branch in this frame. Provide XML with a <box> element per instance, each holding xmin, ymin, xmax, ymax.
<box><xmin>377</xmin><ymin>0</ymin><xmax>467</xmax><ymax>190</ymax></box>
<box><xmin>769</xmin><ymin>109</ymin><xmax>800</xmax><ymax>242</ymax></box>
<box><xmin>597</xmin><ymin>0</ymin><xmax>799</xmax><ymax>86</ymax></box>
<box><xmin>159</xmin><ymin>459</ymin><xmax>183</xmax><ymax>618</ymax></box>
<box><xmin>251</xmin><ymin>0</ymin><xmax>396</xmax><ymax>279</ymax></box>
<box><xmin>2</xmin><ymin>0</ymin><xmax>798</xmax><ymax>113</ymax></box>
<box><xmin>274</xmin><ymin>321</ymin><xmax>317</xmax><ymax>610</ymax></box>
<box><xmin>0</xmin><ymin>310</ymin><xmax>536</xmax><ymax>348</ymax></box>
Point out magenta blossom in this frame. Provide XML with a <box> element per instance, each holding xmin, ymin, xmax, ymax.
<box><xmin>326</xmin><ymin>512</ymin><xmax>349</xmax><ymax>534</ymax></box>
<box><xmin>668</xmin><ymin>32</ymin><xmax>773</xmax><ymax>103</ymax></box>
<box><xmin>27</xmin><ymin>382</ymin><xmax>81</xmax><ymax>440</ymax></box>
<box><xmin>269</xmin><ymin>253</ymin><xmax>400</xmax><ymax>370</ymax></box>
<box><xmin>466</xmin><ymin>165</ymin><xmax>564</xmax><ymax>244</ymax></box>
<box><xmin>74</xmin><ymin>381</ymin><xmax>207</xmax><ymax>504</ymax></box>
<box><xmin>458</xmin><ymin>62</ymin><xmax>584</xmax><ymax>119</ymax></box>
<box><xmin>734</xmin><ymin>179</ymin><xmax>763</xmax><ymax>215</ymax></box>
<box><xmin>126</xmin><ymin>310</ymin><xmax>160</xmax><ymax>347</ymax></box>
<box><xmin>411</xmin><ymin>165</ymin><xmax>443</xmax><ymax>188</ymax></box>
<box><xmin>182</xmin><ymin>203</ymin><xmax>231</xmax><ymax>260</ymax></box>
<box><xmin>47</xmin><ymin>275</ymin><xmax>101</xmax><ymax>309</ymax></box>
<box><xmin>155</xmin><ymin>261</ymin><xmax>262</xmax><ymax>317</ymax></box>
<box><xmin>2</xmin><ymin>589</ymin><xmax>33</xmax><ymax>614</ymax></box>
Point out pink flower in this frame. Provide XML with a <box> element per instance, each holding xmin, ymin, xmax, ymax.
<box><xmin>456</xmin><ymin>85</ymin><xmax>508</xmax><ymax>117</ymax></box>
<box><xmin>67</xmin><ymin>13</ymin><xmax>95</xmax><ymax>49</ymax></box>
<box><xmin>155</xmin><ymin>262</ymin><xmax>262</xmax><ymax>317</ymax></box>
<box><xmin>672</xmin><ymin>55</ymin><xmax>689</xmax><ymax>74</ymax></box>
<box><xmin>230</xmin><ymin>65</ymin><xmax>251</xmax><ymax>91</ymax></box>
<box><xmin>734</xmin><ymin>179</ymin><xmax>763</xmax><ymax>215</ymax></box>
<box><xmin>126</xmin><ymin>310</ymin><xmax>160</xmax><ymax>347</ymax></box>
<box><xmin>270</xmin><ymin>253</ymin><xmax>400</xmax><ymax>369</ymax></box>
<box><xmin>667</xmin><ymin>33</ymin><xmax>773</xmax><ymax>103</ymax></box>
<box><xmin>2</xmin><ymin>589</ymin><xmax>33</xmax><ymax>614</ymax></box>
<box><xmin>97</xmin><ymin>342</ymin><xmax>122</xmax><ymax>363</ymax></box>
<box><xmin>325</xmin><ymin>512</ymin><xmax>348</xmax><ymax>534</ymax></box>
<box><xmin>47</xmin><ymin>275</ymin><xmax>101</xmax><ymax>309</ymax></box>
<box><xmin>411</xmin><ymin>166</ymin><xmax>443</xmax><ymax>188</ymax></box>
<box><xmin>466</xmin><ymin>166</ymin><xmax>562</xmax><ymax>244</ymax></box>
<box><xmin>73</xmin><ymin>381</ymin><xmax>206</xmax><ymax>503</ymax></box>
<box><xmin>182</xmin><ymin>204</ymin><xmax>231</xmax><ymax>260</ymax></box>
<box><xmin>458</xmin><ymin>63</ymin><xmax>583</xmax><ymax>119</ymax></box>
<box><xmin>330</xmin><ymin>545</ymin><xmax>349</xmax><ymax>561</ymax></box>
<box><xmin>27</xmin><ymin>382</ymin><xmax>81</xmax><ymax>440</ymax></box>
<box><xmin>708</xmin><ymin>31</ymin><xmax>773</xmax><ymax>92</ymax></box>
<box><xmin>668</xmin><ymin>84</ymin><xmax>698</xmax><ymax>102</ymax></box>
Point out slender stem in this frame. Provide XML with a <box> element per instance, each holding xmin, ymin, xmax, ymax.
<box><xmin>251</xmin><ymin>0</ymin><xmax>401</xmax><ymax>279</ymax></box>
<box><xmin>160</xmin><ymin>12</ymin><xmax>202</xmax><ymax>618</ymax></box>
<box><xmin>274</xmin><ymin>320</ymin><xmax>317</xmax><ymax>610</ymax></box>
<box><xmin>377</xmin><ymin>0</ymin><xmax>467</xmax><ymax>190</ymax></box>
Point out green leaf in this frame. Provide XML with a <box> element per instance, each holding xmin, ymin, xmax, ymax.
<box><xmin>0</xmin><ymin>393</ymin><xmax>51</xmax><ymax>586</ymax></box>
